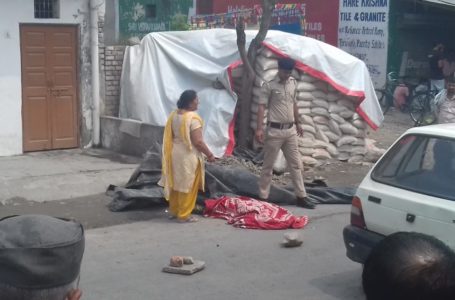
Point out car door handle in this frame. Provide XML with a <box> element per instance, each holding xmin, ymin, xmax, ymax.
<box><xmin>368</xmin><ymin>196</ymin><xmax>381</xmax><ymax>204</ymax></box>
<box><xmin>406</xmin><ymin>213</ymin><xmax>416</xmax><ymax>223</ymax></box>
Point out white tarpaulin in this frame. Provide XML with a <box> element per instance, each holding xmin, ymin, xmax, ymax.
<box><xmin>422</xmin><ymin>0</ymin><xmax>455</xmax><ymax>8</ymax></box>
<box><xmin>120</xmin><ymin>29</ymin><xmax>383</xmax><ymax>157</ymax></box>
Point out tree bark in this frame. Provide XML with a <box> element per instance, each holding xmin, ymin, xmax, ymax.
<box><xmin>236</xmin><ymin>0</ymin><xmax>276</xmax><ymax>148</ymax></box>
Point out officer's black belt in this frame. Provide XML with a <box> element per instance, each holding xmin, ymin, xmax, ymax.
<box><xmin>267</xmin><ymin>122</ymin><xmax>294</xmax><ymax>129</ymax></box>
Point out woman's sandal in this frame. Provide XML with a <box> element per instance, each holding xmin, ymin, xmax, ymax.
<box><xmin>177</xmin><ymin>216</ymin><xmax>198</xmax><ymax>223</ymax></box>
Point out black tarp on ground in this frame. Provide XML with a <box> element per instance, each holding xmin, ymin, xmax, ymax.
<box><xmin>107</xmin><ymin>144</ymin><xmax>355</xmax><ymax>212</ymax></box>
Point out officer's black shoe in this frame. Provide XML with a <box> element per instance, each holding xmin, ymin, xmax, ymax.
<box><xmin>296</xmin><ymin>197</ymin><xmax>316</xmax><ymax>209</ymax></box>
<box><xmin>307</xmin><ymin>197</ymin><xmax>319</xmax><ymax>204</ymax></box>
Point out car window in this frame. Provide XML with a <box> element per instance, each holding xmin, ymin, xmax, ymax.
<box><xmin>373</xmin><ymin>135</ymin><xmax>416</xmax><ymax>178</ymax></box>
<box><xmin>372</xmin><ymin>135</ymin><xmax>455</xmax><ymax>201</ymax></box>
<box><xmin>422</xmin><ymin>139</ymin><xmax>437</xmax><ymax>171</ymax></box>
<box><xmin>403</xmin><ymin>138</ymin><xmax>427</xmax><ymax>174</ymax></box>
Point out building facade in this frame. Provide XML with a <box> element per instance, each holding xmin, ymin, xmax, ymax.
<box><xmin>0</xmin><ymin>0</ymin><xmax>107</xmax><ymax>156</ymax></box>
<box><xmin>197</xmin><ymin>0</ymin><xmax>455</xmax><ymax>88</ymax></box>
<box><xmin>4</xmin><ymin>1</ymin><xmax>452</xmax><ymax>157</ymax></box>
<box><xmin>388</xmin><ymin>1</ymin><xmax>455</xmax><ymax>79</ymax></box>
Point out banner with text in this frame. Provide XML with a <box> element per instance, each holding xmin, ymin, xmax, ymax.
<box><xmin>338</xmin><ymin>0</ymin><xmax>389</xmax><ymax>88</ymax></box>
<box><xmin>303</xmin><ymin>0</ymin><xmax>339</xmax><ymax>46</ymax></box>
<box><xmin>211</xmin><ymin>0</ymin><xmax>339</xmax><ymax>46</ymax></box>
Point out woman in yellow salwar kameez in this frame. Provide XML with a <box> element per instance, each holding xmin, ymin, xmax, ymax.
<box><xmin>159</xmin><ymin>90</ymin><xmax>216</xmax><ymax>223</ymax></box>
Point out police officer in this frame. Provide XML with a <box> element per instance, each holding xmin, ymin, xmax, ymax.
<box><xmin>255</xmin><ymin>57</ymin><xmax>315</xmax><ymax>209</ymax></box>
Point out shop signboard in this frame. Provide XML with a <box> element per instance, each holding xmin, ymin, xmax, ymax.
<box><xmin>119</xmin><ymin>0</ymin><xmax>193</xmax><ymax>38</ymax></box>
<box><xmin>338</xmin><ymin>0</ymin><xmax>390</xmax><ymax>87</ymax></box>
<box><xmin>210</xmin><ymin>0</ymin><xmax>339</xmax><ymax>46</ymax></box>
<box><xmin>302</xmin><ymin>0</ymin><xmax>339</xmax><ymax>46</ymax></box>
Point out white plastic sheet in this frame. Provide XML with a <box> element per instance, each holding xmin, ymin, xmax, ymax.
<box><xmin>120</xmin><ymin>29</ymin><xmax>383</xmax><ymax>157</ymax></box>
<box><xmin>262</xmin><ymin>30</ymin><xmax>383</xmax><ymax>130</ymax></box>
<box><xmin>422</xmin><ymin>0</ymin><xmax>455</xmax><ymax>8</ymax></box>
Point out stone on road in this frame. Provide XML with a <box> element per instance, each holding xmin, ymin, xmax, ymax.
<box><xmin>80</xmin><ymin>205</ymin><xmax>364</xmax><ymax>300</ymax></box>
<box><xmin>162</xmin><ymin>260</ymin><xmax>205</xmax><ymax>275</ymax></box>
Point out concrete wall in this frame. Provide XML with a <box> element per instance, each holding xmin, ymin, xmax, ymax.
<box><xmin>100</xmin><ymin>116</ymin><xmax>163</xmax><ymax>157</ymax></box>
<box><xmin>104</xmin><ymin>0</ymin><xmax>119</xmax><ymax>45</ymax></box>
<box><xmin>0</xmin><ymin>0</ymin><xmax>99</xmax><ymax>156</ymax></box>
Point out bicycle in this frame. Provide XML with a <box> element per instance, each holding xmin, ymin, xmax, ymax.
<box><xmin>408</xmin><ymin>83</ymin><xmax>440</xmax><ymax>126</ymax></box>
<box><xmin>375</xmin><ymin>72</ymin><xmax>399</xmax><ymax>115</ymax></box>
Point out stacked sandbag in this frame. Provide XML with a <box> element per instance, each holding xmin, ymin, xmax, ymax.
<box><xmin>250</xmin><ymin>47</ymin><xmax>280</xmax><ymax>131</ymax></box>
<box><xmin>250</xmin><ymin>47</ymin><xmax>372</xmax><ymax>167</ymax></box>
<box><xmin>272</xmin><ymin>150</ymin><xmax>287</xmax><ymax>175</ymax></box>
<box><xmin>364</xmin><ymin>138</ymin><xmax>386</xmax><ymax>163</ymax></box>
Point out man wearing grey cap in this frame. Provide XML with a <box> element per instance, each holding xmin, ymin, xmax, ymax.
<box><xmin>255</xmin><ymin>57</ymin><xmax>316</xmax><ymax>209</ymax></box>
<box><xmin>0</xmin><ymin>215</ymin><xmax>84</xmax><ymax>300</ymax></box>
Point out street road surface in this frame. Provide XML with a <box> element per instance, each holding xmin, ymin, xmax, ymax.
<box><xmin>80</xmin><ymin>205</ymin><xmax>365</xmax><ymax>300</ymax></box>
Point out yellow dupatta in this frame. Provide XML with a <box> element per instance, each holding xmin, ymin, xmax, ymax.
<box><xmin>159</xmin><ymin>110</ymin><xmax>204</xmax><ymax>200</ymax></box>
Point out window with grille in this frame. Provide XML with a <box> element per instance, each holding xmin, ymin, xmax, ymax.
<box><xmin>146</xmin><ymin>4</ymin><xmax>157</xmax><ymax>19</ymax></box>
<box><xmin>34</xmin><ymin>0</ymin><xmax>59</xmax><ymax>19</ymax></box>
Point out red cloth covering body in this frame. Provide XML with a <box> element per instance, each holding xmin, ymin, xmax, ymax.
<box><xmin>204</xmin><ymin>196</ymin><xmax>309</xmax><ymax>229</ymax></box>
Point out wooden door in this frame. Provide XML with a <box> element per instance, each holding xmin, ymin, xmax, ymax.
<box><xmin>21</xmin><ymin>25</ymin><xmax>79</xmax><ymax>152</ymax></box>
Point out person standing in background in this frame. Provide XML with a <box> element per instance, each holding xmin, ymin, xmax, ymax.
<box><xmin>159</xmin><ymin>90</ymin><xmax>216</xmax><ymax>223</ymax></box>
<box><xmin>437</xmin><ymin>80</ymin><xmax>455</xmax><ymax>124</ymax></box>
<box><xmin>393</xmin><ymin>80</ymin><xmax>409</xmax><ymax>111</ymax></box>
<box><xmin>428</xmin><ymin>43</ymin><xmax>445</xmax><ymax>92</ymax></box>
<box><xmin>442</xmin><ymin>48</ymin><xmax>455</xmax><ymax>83</ymax></box>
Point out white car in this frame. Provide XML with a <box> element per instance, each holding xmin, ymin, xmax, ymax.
<box><xmin>344</xmin><ymin>123</ymin><xmax>455</xmax><ymax>263</ymax></box>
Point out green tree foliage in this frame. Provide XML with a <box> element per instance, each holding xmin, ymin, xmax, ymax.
<box><xmin>170</xmin><ymin>14</ymin><xmax>189</xmax><ymax>31</ymax></box>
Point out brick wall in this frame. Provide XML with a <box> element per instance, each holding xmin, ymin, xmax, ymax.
<box><xmin>102</xmin><ymin>46</ymin><xmax>125</xmax><ymax>117</ymax></box>
<box><xmin>98</xmin><ymin>15</ymin><xmax>125</xmax><ymax>117</ymax></box>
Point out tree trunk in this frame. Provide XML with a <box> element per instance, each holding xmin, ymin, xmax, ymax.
<box><xmin>236</xmin><ymin>0</ymin><xmax>276</xmax><ymax>148</ymax></box>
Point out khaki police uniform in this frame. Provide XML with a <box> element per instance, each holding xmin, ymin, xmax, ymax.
<box><xmin>257</xmin><ymin>76</ymin><xmax>307</xmax><ymax>199</ymax></box>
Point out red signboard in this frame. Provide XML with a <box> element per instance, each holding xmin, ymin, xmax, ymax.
<box><xmin>209</xmin><ymin>0</ymin><xmax>339</xmax><ymax>46</ymax></box>
<box><xmin>212</xmin><ymin>0</ymin><xmax>259</xmax><ymax>13</ymax></box>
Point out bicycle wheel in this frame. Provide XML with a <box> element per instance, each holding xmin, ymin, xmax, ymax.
<box><xmin>409</xmin><ymin>92</ymin><xmax>432</xmax><ymax>126</ymax></box>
